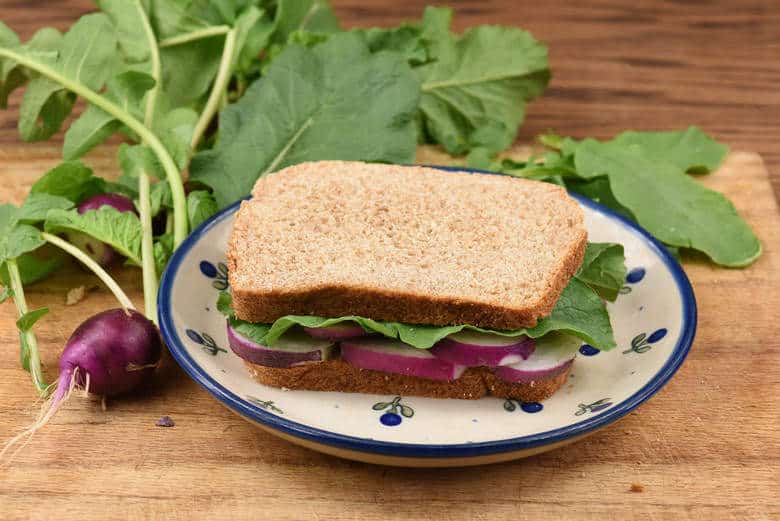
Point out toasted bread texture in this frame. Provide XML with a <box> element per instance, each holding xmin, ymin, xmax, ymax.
<box><xmin>244</xmin><ymin>359</ymin><xmax>571</xmax><ymax>401</ymax></box>
<box><xmin>228</xmin><ymin>161</ymin><xmax>587</xmax><ymax>330</ymax></box>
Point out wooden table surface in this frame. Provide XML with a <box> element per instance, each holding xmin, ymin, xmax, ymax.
<box><xmin>1</xmin><ymin>2</ymin><xmax>778</xmax><ymax>520</ymax></box>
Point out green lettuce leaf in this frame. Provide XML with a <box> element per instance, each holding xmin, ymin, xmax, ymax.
<box><xmin>217</xmin><ymin>272</ymin><xmax>618</xmax><ymax>350</ymax></box>
<box><xmin>44</xmin><ymin>207</ymin><xmax>143</xmax><ymax>265</ymax></box>
<box><xmin>576</xmin><ymin>242</ymin><xmax>627</xmax><ymax>301</ymax></box>
<box><xmin>190</xmin><ymin>32</ymin><xmax>421</xmax><ymax>208</ymax></box>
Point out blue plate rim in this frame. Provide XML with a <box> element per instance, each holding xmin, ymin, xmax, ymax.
<box><xmin>158</xmin><ymin>166</ymin><xmax>697</xmax><ymax>459</ymax></box>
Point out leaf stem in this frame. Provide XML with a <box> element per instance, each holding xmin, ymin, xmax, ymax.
<box><xmin>190</xmin><ymin>28</ymin><xmax>237</xmax><ymax>151</ymax></box>
<box><xmin>41</xmin><ymin>232</ymin><xmax>135</xmax><ymax>311</ymax></box>
<box><xmin>158</xmin><ymin>25</ymin><xmax>231</xmax><ymax>48</ymax></box>
<box><xmin>136</xmin><ymin>175</ymin><xmax>157</xmax><ymax>322</ymax></box>
<box><xmin>0</xmin><ymin>47</ymin><xmax>188</xmax><ymax>247</ymax></box>
<box><xmin>6</xmin><ymin>258</ymin><xmax>47</xmax><ymax>395</ymax></box>
<box><xmin>135</xmin><ymin>0</ymin><xmax>161</xmax><ymax>323</ymax></box>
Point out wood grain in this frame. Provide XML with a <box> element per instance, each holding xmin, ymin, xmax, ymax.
<box><xmin>0</xmin><ymin>2</ymin><xmax>779</xmax><ymax>520</ymax></box>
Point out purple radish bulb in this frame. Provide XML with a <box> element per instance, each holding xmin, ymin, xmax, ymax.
<box><xmin>1</xmin><ymin>308</ymin><xmax>161</xmax><ymax>460</ymax></box>
<box><xmin>59</xmin><ymin>308</ymin><xmax>161</xmax><ymax>397</ymax></box>
<box><xmin>68</xmin><ymin>193</ymin><xmax>137</xmax><ymax>266</ymax></box>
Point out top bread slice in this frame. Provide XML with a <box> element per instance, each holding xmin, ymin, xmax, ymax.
<box><xmin>227</xmin><ymin>161</ymin><xmax>587</xmax><ymax>330</ymax></box>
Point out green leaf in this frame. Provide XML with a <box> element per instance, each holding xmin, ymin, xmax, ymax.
<box><xmin>574</xmin><ymin>139</ymin><xmax>761</xmax><ymax>266</ymax></box>
<box><xmin>0</xmin><ymin>253</ymin><xmax>63</xmax><ymax>285</ymax></box>
<box><xmin>575</xmin><ymin>242</ymin><xmax>626</xmax><ymax>301</ymax></box>
<box><xmin>151</xmin><ymin>181</ymin><xmax>173</xmax><ymax>217</ymax></box>
<box><xmin>118</xmin><ymin>143</ymin><xmax>162</xmax><ymax>191</ymax></box>
<box><xmin>191</xmin><ymin>33</ymin><xmax>420</xmax><ymax>208</ymax></box>
<box><xmin>216</xmin><ymin>290</ymin><xmax>233</xmax><ymax>316</ymax></box>
<box><xmin>16</xmin><ymin>307</ymin><xmax>48</xmax><ymax>332</ymax></box>
<box><xmin>153</xmin><ymin>233</ymin><xmax>174</xmax><ymax>275</ymax></box>
<box><xmin>18</xmin><ymin>80</ymin><xmax>76</xmax><ymax>141</ymax></box>
<box><xmin>17</xmin><ymin>192</ymin><xmax>74</xmax><ymax>223</ymax></box>
<box><xmin>15</xmin><ymin>14</ymin><xmax>118</xmax><ymax>142</ymax></box>
<box><xmin>0</xmin><ymin>285</ymin><xmax>12</xmax><ymax>303</ymax></box>
<box><xmin>565</xmin><ymin>176</ymin><xmax>635</xmax><ymax>221</ymax></box>
<box><xmin>0</xmin><ymin>25</ymin><xmax>62</xmax><ymax>109</ymax></box>
<box><xmin>30</xmin><ymin>160</ymin><xmax>106</xmax><ymax>203</ymax></box>
<box><xmin>154</xmin><ymin>107</ymin><xmax>198</xmax><ymax>170</ymax></box>
<box><xmin>160</xmin><ymin>36</ymin><xmax>223</xmax><ymax>107</ymax></box>
<box><xmin>354</xmin><ymin>24</ymin><xmax>430</xmax><ymax>66</ymax></box>
<box><xmin>272</xmin><ymin>0</ymin><xmax>340</xmax><ymax>43</ymax></box>
<box><xmin>45</xmin><ymin>207</ymin><xmax>143</xmax><ymax>265</ymax></box>
<box><xmin>0</xmin><ymin>205</ymin><xmax>45</xmax><ymax>262</ymax></box>
<box><xmin>63</xmin><ymin>70</ymin><xmax>156</xmax><ymax>159</ymax></box>
<box><xmin>524</xmin><ymin>278</ymin><xmax>615</xmax><ymax>349</ymax></box>
<box><xmin>95</xmin><ymin>0</ymin><xmax>152</xmax><ymax>64</ymax></box>
<box><xmin>187</xmin><ymin>190</ymin><xmax>218</xmax><ymax>230</ymax></box>
<box><xmin>417</xmin><ymin>17</ymin><xmax>549</xmax><ymax>155</ymax></box>
<box><xmin>610</xmin><ymin>127</ymin><xmax>728</xmax><ymax>174</ymax></box>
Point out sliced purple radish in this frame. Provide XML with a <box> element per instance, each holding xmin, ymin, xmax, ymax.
<box><xmin>341</xmin><ymin>338</ymin><xmax>465</xmax><ymax>381</ymax></box>
<box><xmin>303</xmin><ymin>323</ymin><xmax>366</xmax><ymax>340</ymax></box>
<box><xmin>493</xmin><ymin>334</ymin><xmax>580</xmax><ymax>383</ymax></box>
<box><xmin>430</xmin><ymin>331</ymin><xmax>535</xmax><ymax>367</ymax></box>
<box><xmin>227</xmin><ymin>322</ymin><xmax>335</xmax><ymax>368</ymax></box>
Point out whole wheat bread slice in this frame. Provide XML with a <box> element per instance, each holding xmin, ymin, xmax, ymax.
<box><xmin>244</xmin><ymin>359</ymin><xmax>572</xmax><ymax>401</ymax></box>
<box><xmin>228</xmin><ymin>161</ymin><xmax>586</xmax><ymax>330</ymax></box>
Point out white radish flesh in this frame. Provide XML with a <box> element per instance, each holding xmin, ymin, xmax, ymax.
<box><xmin>493</xmin><ymin>333</ymin><xmax>580</xmax><ymax>383</ymax></box>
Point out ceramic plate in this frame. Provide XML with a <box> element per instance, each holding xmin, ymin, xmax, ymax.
<box><xmin>158</xmin><ymin>168</ymin><xmax>695</xmax><ymax>467</ymax></box>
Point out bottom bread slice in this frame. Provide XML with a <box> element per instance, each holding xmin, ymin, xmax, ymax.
<box><xmin>243</xmin><ymin>359</ymin><xmax>571</xmax><ymax>401</ymax></box>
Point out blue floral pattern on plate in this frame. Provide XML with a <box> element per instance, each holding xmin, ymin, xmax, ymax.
<box><xmin>185</xmin><ymin>329</ymin><xmax>226</xmax><ymax>356</ymax></box>
<box><xmin>503</xmin><ymin>399</ymin><xmax>544</xmax><ymax>413</ymax></box>
<box><xmin>620</xmin><ymin>266</ymin><xmax>646</xmax><ymax>294</ymax></box>
<box><xmin>575</xmin><ymin>398</ymin><xmax>613</xmax><ymax>416</ymax></box>
<box><xmin>200</xmin><ymin>260</ymin><xmax>229</xmax><ymax>290</ymax></box>
<box><xmin>372</xmin><ymin>396</ymin><xmax>414</xmax><ymax>426</ymax></box>
<box><xmin>623</xmin><ymin>329</ymin><xmax>668</xmax><ymax>355</ymax></box>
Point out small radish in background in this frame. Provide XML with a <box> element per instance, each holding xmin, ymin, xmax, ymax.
<box><xmin>66</xmin><ymin>193</ymin><xmax>136</xmax><ymax>267</ymax></box>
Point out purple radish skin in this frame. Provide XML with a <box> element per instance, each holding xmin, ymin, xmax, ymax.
<box><xmin>493</xmin><ymin>334</ymin><xmax>580</xmax><ymax>383</ymax></box>
<box><xmin>66</xmin><ymin>193</ymin><xmax>137</xmax><ymax>267</ymax></box>
<box><xmin>228</xmin><ymin>322</ymin><xmax>335</xmax><ymax>368</ymax></box>
<box><xmin>341</xmin><ymin>338</ymin><xmax>465</xmax><ymax>381</ymax></box>
<box><xmin>303</xmin><ymin>323</ymin><xmax>366</xmax><ymax>341</ymax></box>
<box><xmin>430</xmin><ymin>331</ymin><xmax>535</xmax><ymax>367</ymax></box>
<box><xmin>1</xmin><ymin>309</ymin><xmax>161</xmax><ymax>460</ymax></box>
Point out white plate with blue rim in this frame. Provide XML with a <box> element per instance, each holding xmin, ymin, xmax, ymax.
<box><xmin>158</xmin><ymin>166</ymin><xmax>695</xmax><ymax>467</ymax></box>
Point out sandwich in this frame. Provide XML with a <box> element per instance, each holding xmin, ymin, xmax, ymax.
<box><xmin>218</xmin><ymin>161</ymin><xmax>623</xmax><ymax>401</ymax></box>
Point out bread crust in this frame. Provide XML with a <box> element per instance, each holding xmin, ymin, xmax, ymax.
<box><xmin>243</xmin><ymin>359</ymin><xmax>571</xmax><ymax>402</ymax></box>
<box><xmin>228</xmin><ymin>161</ymin><xmax>587</xmax><ymax>330</ymax></box>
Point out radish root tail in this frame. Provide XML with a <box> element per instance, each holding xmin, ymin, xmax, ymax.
<box><xmin>0</xmin><ymin>368</ymin><xmax>78</xmax><ymax>465</ymax></box>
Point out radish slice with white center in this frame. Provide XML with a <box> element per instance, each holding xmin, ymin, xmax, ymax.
<box><xmin>303</xmin><ymin>323</ymin><xmax>366</xmax><ymax>340</ymax></box>
<box><xmin>493</xmin><ymin>333</ymin><xmax>580</xmax><ymax>383</ymax></box>
<box><xmin>430</xmin><ymin>331</ymin><xmax>535</xmax><ymax>367</ymax></box>
<box><xmin>227</xmin><ymin>322</ymin><xmax>335</xmax><ymax>368</ymax></box>
<box><xmin>341</xmin><ymin>338</ymin><xmax>465</xmax><ymax>381</ymax></box>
